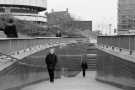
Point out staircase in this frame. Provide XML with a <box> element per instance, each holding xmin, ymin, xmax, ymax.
<box><xmin>58</xmin><ymin>54</ymin><xmax>97</xmax><ymax>71</ymax></box>
<box><xmin>86</xmin><ymin>54</ymin><xmax>97</xmax><ymax>71</ymax></box>
<box><xmin>58</xmin><ymin>44</ymin><xmax>97</xmax><ymax>71</ymax></box>
<box><xmin>86</xmin><ymin>43</ymin><xmax>97</xmax><ymax>71</ymax></box>
<box><xmin>58</xmin><ymin>55</ymin><xmax>81</xmax><ymax>71</ymax></box>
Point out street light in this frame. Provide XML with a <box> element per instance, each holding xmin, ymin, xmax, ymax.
<box><xmin>109</xmin><ymin>24</ymin><xmax>112</xmax><ymax>35</ymax></box>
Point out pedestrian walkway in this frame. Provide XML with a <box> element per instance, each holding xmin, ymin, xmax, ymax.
<box><xmin>22</xmin><ymin>72</ymin><xmax>122</xmax><ymax>90</ymax></box>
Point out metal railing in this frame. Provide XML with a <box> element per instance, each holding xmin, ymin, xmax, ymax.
<box><xmin>0</xmin><ymin>37</ymin><xmax>86</xmax><ymax>55</ymax></box>
<box><xmin>97</xmin><ymin>35</ymin><xmax>135</xmax><ymax>55</ymax></box>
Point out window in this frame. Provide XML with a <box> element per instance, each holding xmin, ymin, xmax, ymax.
<box><xmin>0</xmin><ymin>8</ymin><xmax>5</xmax><ymax>12</ymax></box>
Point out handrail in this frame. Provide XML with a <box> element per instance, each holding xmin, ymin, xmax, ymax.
<box><xmin>0</xmin><ymin>37</ymin><xmax>86</xmax><ymax>55</ymax></box>
<box><xmin>97</xmin><ymin>35</ymin><xmax>135</xmax><ymax>55</ymax></box>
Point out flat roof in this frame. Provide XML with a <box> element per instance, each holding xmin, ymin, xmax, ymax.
<box><xmin>0</xmin><ymin>4</ymin><xmax>46</xmax><ymax>11</ymax></box>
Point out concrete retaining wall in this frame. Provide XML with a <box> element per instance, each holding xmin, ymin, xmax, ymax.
<box><xmin>0</xmin><ymin>61</ymin><xmax>61</xmax><ymax>90</ymax></box>
<box><xmin>96</xmin><ymin>49</ymin><xmax>135</xmax><ymax>89</ymax></box>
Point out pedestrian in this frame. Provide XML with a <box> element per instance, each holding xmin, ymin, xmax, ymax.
<box><xmin>4</xmin><ymin>19</ymin><xmax>18</xmax><ymax>38</ymax></box>
<box><xmin>81</xmin><ymin>55</ymin><xmax>88</xmax><ymax>77</ymax></box>
<box><xmin>56</xmin><ymin>31</ymin><xmax>62</xmax><ymax>37</ymax></box>
<box><xmin>45</xmin><ymin>48</ymin><xmax>58</xmax><ymax>83</ymax></box>
<box><xmin>0</xmin><ymin>27</ymin><xmax>4</xmax><ymax>31</ymax></box>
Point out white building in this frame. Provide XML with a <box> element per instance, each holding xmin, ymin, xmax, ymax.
<box><xmin>0</xmin><ymin>0</ymin><xmax>47</xmax><ymax>24</ymax></box>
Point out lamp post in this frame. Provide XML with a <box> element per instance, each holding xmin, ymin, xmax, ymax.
<box><xmin>109</xmin><ymin>24</ymin><xmax>112</xmax><ymax>35</ymax></box>
<box><xmin>128</xmin><ymin>31</ymin><xmax>132</xmax><ymax>55</ymax></box>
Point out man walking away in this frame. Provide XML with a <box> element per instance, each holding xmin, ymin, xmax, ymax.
<box><xmin>45</xmin><ymin>48</ymin><xmax>58</xmax><ymax>83</ymax></box>
<box><xmin>81</xmin><ymin>55</ymin><xmax>88</xmax><ymax>77</ymax></box>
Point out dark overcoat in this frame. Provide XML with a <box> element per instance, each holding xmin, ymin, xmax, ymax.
<box><xmin>45</xmin><ymin>53</ymin><xmax>58</xmax><ymax>70</ymax></box>
<box><xmin>4</xmin><ymin>24</ymin><xmax>18</xmax><ymax>38</ymax></box>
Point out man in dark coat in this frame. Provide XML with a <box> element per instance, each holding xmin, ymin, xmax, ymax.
<box><xmin>45</xmin><ymin>48</ymin><xmax>58</xmax><ymax>83</ymax></box>
<box><xmin>4</xmin><ymin>19</ymin><xmax>18</xmax><ymax>38</ymax></box>
<box><xmin>81</xmin><ymin>55</ymin><xmax>88</xmax><ymax>77</ymax></box>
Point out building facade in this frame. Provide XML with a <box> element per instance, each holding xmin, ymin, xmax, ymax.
<box><xmin>118</xmin><ymin>0</ymin><xmax>135</xmax><ymax>35</ymax></box>
<box><xmin>47</xmin><ymin>9</ymin><xmax>73</xmax><ymax>25</ymax></box>
<box><xmin>0</xmin><ymin>0</ymin><xmax>47</xmax><ymax>23</ymax></box>
<box><xmin>70</xmin><ymin>21</ymin><xmax>92</xmax><ymax>31</ymax></box>
<box><xmin>47</xmin><ymin>9</ymin><xmax>92</xmax><ymax>31</ymax></box>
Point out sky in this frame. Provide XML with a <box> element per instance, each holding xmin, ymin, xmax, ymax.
<box><xmin>47</xmin><ymin>0</ymin><xmax>118</xmax><ymax>33</ymax></box>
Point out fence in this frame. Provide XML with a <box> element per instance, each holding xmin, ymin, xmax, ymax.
<box><xmin>97</xmin><ymin>35</ymin><xmax>135</xmax><ymax>54</ymax></box>
<box><xmin>0</xmin><ymin>37</ymin><xmax>86</xmax><ymax>55</ymax></box>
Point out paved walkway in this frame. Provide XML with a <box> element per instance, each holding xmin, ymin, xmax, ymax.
<box><xmin>22</xmin><ymin>72</ymin><xmax>122</xmax><ymax>90</ymax></box>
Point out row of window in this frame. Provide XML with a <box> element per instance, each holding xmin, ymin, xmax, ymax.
<box><xmin>0</xmin><ymin>7</ymin><xmax>39</xmax><ymax>14</ymax></box>
<box><xmin>11</xmin><ymin>8</ymin><xmax>38</xmax><ymax>14</ymax></box>
<box><xmin>120</xmin><ymin>20</ymin><xmax>135</xmax><ymax>24</ymax></box>
<box><xmin>119</xmin><ymin>25</ymin><xmax>135</xmax><ymax>29</ymax></box>
<box><xmin>0</xmin><ymin>8</ymin><xmax>5</xmax><ymax>12</ymax></box>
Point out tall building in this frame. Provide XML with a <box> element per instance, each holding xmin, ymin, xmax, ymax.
<box><xmin>0</xmin><ymin>0</ymin><xmax>47</xmax><ymax>24</ymax></box>
<box><xmin>118</xmin><ymin>0</ymin><xmax>135</xmax><ymax>34</ymax></box>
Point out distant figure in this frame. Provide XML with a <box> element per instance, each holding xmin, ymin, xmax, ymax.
<box><xmin>56</xmin><ymin>31</ymin><xmax>62</xmax><ymax>37</ymax></box>
<box><xmin>0</xmin><ymin>28</ymin><xmax>4</xmax><ymax>31</ymax></box>
<box><xmin>45</xmin><ymin>48</ymin><xmax>58</xmax><ymax>83</ymax></box>
<box><xmin>81</xmin><ymin>55</ymin><xmax>88</xmax><ymax>77</ymax></box>
<box><xmin>4</xmin><ymin>19</ymin><xmax>18</xmax><ymax>38</ymax></box>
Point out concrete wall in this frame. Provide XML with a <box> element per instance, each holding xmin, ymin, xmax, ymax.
<box><xmin>96</xmin><ymin>49</ymin><xmax>135</xmax><ymax>89</ymax></box>
<box><xmin>0</xmin><ymin>61</ymin><xmax>61</xmax><ymax>90</ymax></box>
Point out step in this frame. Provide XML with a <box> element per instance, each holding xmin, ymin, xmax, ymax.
<box><xmin>88</xmin><ymin>62</ymin><xmax>96</xmax><ymax>64</ymax></box>
<box><xmin>87</xmin><ymin>62</ymin><xmax>96</xmax><ymax>64</ymax></box>
<box><xmin>87</xmin><ymin>60</ymin><xmax>96</xmax><ymax>62</ymax></box>
<box><xmin>88</xmin><ymin>64</ymin><xmax>96</xmax><ymax>66</ymax></box>
<box><xmin>88</xmin><ymin>65</ymin><xmax>96</xmax><ymax>67</ymax></box>
<box><xmin>88</xmin><ymin>66</ymin><xmax>96</xmax><ymax>69</ymax></box>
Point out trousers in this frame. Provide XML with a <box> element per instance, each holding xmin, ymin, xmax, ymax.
<box><xmin>82</xmin><ymin>69</ymin><xmax>86</xmax><ymax>77</ymax></box>
<box><xmin>48</xmin><ymin>69</ymin><xmax>55</xmax><ymax>82</ymax></box>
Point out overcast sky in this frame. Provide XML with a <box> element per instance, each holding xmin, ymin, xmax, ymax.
<box><xmin>47</xmin><ymin>0</ymin><xmax>118</xmax><ymax>32</ymax></box>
